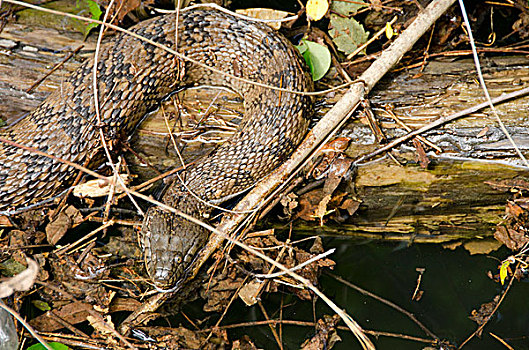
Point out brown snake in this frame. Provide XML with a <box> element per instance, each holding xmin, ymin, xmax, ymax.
<box><xmin>0</xmin><ymin>8</ymin><xmax>313</xmax><ymax>288</ymax></box>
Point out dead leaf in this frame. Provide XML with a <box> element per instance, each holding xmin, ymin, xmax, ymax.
<box><xmin>323</xmin><ymin>155</ymin><xmax>354</xmax><ymax>194</ymax></box>
<box><xmin>29</xmin><ymin>302</ymin><xmax>92</xmax><ymax>332</ymax></box>
<box><xmin>306</xmin><ymin>0</ymin><xmax>329</xmax><ymax>21</ymax></box>
<box><xmin>236</xmin><ymin>8</ymin><xmax>294</xmax><ymax>30</ymax></box>
<box><xmin>232</xmin><ymin>335</ymin><xmax>259</xmax><ymax>350</ymax></box>
<box><xmin>310</xmin><ymin>236</ymin><xmax>324</xmax><ymax>254</ymax></box>
<box><xmin>73</xmin><ymin>174</ymin><xmax>130</xmax><ymax>198</ymax></box>
<box><xmin>0</xmin><ymin>257</ymin><xmax>39</xmax><ymax>298</ymax></box>
<box><xmin>45</xmin><ymin>206</ymin><xmax>83</xmax><ymax>245</ymax></box>
<box><xmin>413</xmin><ymin>138</ymin><xmax>430</xmax><ymax>168</ymax></box>
<box><xmin>238</xmin><ymin>279</ymin><xmax>264</xmax><ymax>306</ymax></box>
<box><xmin>319</xmin><ymin>137</ymin><xmax>350</xmax><ymax>154</ymax></box>
<box><xmin>469</xmin><ymin>295</ymin><xmax>500</xmax><ymax>333</ymax></box>
<box><xmin>339</xmin><ymin>198</ymin><xmax>360</xmax><ymax>215</ymax></box>
<box><xmin>280</xmin><ymin>192</ymin><xmax>299</xmax><ymax>217</ymax></box>
<box><xmin>314</xmin><ymin>194</ymin><xmax>333</xmax><ymax>226</ymax></box>
<box><xmin>494</xmin><ymin>226</ymin><xmax>529</xmax><ymax>251</ymax></box>
<box><xmin>87</xmin><ymin>314</ymin><xmax>115</xmax><ymax>336</ymax></box>
<box><xmin>477</xmin><ymin>126</ymin><xmax>489</xmax><ymax>138</ymax></box>
<box><xmin>0</xmin><ymin>216</ymin><xmax>12</xmax><ymax>227</ymax></box>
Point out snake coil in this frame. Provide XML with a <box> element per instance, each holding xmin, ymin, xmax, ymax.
<box><xmin>0</xmin><ymin>9</ymin><xmax>313</xmax><ymax>287</ymax></box>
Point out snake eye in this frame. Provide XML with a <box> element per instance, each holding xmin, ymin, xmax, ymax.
<box><xmin>174</xmin><ymin>255</ymin><xmax>183</xmax><ymax>264</ymax></box>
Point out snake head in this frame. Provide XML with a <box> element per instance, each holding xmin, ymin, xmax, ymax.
<box><xmin>140</xmin><ymin>206</ymin><xmax>208</xmax><ymax>290</ymax></box>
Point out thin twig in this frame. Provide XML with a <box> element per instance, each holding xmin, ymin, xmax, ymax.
<box><xmin>458</xmin><ymin>0</ymin><xmax>529</xmax><ymax>168</ymax></box>
<box><xmin>326</xmin><ymin>272</ymin><xmax>439</xmax><ymax>340</ymax></box>
<box><xmin>354</xmin><ymin>86</ymin><xmax>529</xmax><ymax>165</ymax></box>
<box><xmin>457</xmin><ymin>263</ymin><xmax>518</xmax><ymax>349</ymax></box>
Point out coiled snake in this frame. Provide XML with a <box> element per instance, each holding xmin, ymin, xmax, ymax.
<box><xmin>0</xmin><ymin>9</ymin><xmax>313</xmax><ymax>288</ymax></box>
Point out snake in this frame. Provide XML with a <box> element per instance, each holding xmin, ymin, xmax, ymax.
<box><xmin>0</xmin><ymin>8</ymin><xmax>313</xmax><ymax>288</ymax></box>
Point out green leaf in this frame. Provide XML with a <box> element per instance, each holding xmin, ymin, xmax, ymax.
<box><xmin>27</xmin><ymin>342</ymin><xmax>70</xmax><ymax>350</ymax></box>
<box><xmin>330</xmin><ymin>0</ymin><xmax>367</xmax><ymax>16</ymax></box>
<box><xmin>295</xmin><ymin>40</ymin><xmax>331</xmax><ymax>81</ymax></box>
<box><xmin>31</xmin><ymin>300</ymin><xmax>51</xmax><ymax>312</ymax></box>
<box><xmin>85</xmin><ymin>0</ymin><xmax>102</xmax><ymax>34</ymax></box>
<box><xmin>0</xmin><ymin>259</ymin><xmax>27</xmax><ymax>276</ymax></box>
<box><xmin>329</xmin><ymin>14</ymin><xmax>370</xmax><ymax>55</ymax></box>
<box><xmin>75</xmin><ymin>0</ymin><xmax>102</xmax><ymax>37</ymax></box>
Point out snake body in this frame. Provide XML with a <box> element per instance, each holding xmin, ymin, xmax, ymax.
<box><xmin>0</xmin><ymin>9</ymin><xmax>313</xmax><ymax>287</ymax></box>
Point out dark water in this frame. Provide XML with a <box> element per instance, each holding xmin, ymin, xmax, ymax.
<box><xmin>221</xmin><ymin>236</ymin><xmax>529</xmax><ymax>349</ymax></box>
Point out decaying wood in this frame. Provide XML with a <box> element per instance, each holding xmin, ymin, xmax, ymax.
<box><xmin>2</xmin><ymin>4</ymin><xmax>529</xmax><ymax>241</ymax></box>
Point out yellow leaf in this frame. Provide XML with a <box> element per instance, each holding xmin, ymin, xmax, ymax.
<box><xmin>499</xmin><ymin>260</ymin><xmax>510</xmax><ymax>285</ymax></box>
<box><xmin>385</xmin><ymin>22</ymin><xmax>395</xmax><ymax>39</ymax></box>
<box><xmin>307</xmin><ymin>0</ymin><xmax>329</xmax><ymax>21</ymax></box>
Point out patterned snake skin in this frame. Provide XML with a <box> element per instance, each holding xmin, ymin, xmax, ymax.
<box><xmin>0</xmin><ymin>9</ymin><xmax>313</xmax><ymax>288</ymax></box>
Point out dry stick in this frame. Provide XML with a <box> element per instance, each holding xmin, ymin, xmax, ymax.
<box><xmin>198</xmin><ymin>319</ymin><xmax>437</xmax><ymax>345</ymax></box>
<box><xmin>258</xmin><ymin>301</ymin><xmax>283</xmax><ymax>350</ymax></box>
<box><xmin>489</xmin><ymin>332</ymin><xmax>515</xmax><ymax>350</ymax></box>
<box><xmin>355</xmin><ymin>86</ymin><xmax>529</xmax><ymax>165</ymax></box>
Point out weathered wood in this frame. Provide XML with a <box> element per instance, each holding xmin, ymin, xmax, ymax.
<box><xmin>1</xmin><ymin>10</ymin><xmax>528</xmax><ymax>238</ymax></box>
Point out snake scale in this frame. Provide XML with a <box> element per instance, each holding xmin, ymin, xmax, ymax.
<box><xmin>0</xmin><ymin>9</ymin><xmax>313</xmax><ymax>288</ymax></box>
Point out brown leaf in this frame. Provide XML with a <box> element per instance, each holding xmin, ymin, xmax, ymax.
<box><xmin>109</xmin><ymin>297</ymin><xmax>141</xmax><ymax>313</ymax></box>
<box><xmin>202</xmin><ymin>276</ymin><xmax>245</xmax><ymax>312</ymax></box>
<box><xmin>494</xmin><ymin>226</ymin><xmax>529</xmax><ymax>251</ymax></box>
<box><xmin>97</xmin><ymin>0</ymin><xmax>152</xmax><ymax>23</ymax></box>
<box><xmin>280</xmin><ymin>192</ymin><xmax>299</xmax><ymax>217</ymax></box>
<box><xmin>29</xmin><ymin>301</ymin><xmax>92</xmax><ymax>331</ymax></box>
<box><xmin>469</xmin><ymin>295</ymin><xmax>500</xmax><ymax>326</ymax></box>
<box><xmin>46</xmin><ymin>205</ymin><xmax>84</xmax><ymax>245</ymax></box>
<box><xmin>319</xmin><ymin>137</ymin><xmax>350</xmax><ymax>153</ymax></box>
<box><xmin>298</xmin><ymin>189</ymin><xmax>326</xmax><ymax>222</ymax></box>
<box><xmin>339</xmin><ymin>198</ymin><xmax>360</xmax><ymax>216</ymax></box>
<box><xmin>45</xmin><ymin>213</ymin><xmax>71</xmax><ymax>245</ymax></box>
<box><xmin>73</xmin><ymin>174</ymin><xmax>131</xmax><ymax>198</ymax></box>
<box><xmin>0</xmin><ymin>216</ymin><xmax>12</xmax><ymax>227</ymax></box>
<box><xmin>323</xmin><ymin>155</ymin><xmax>353</xmax><ymax>195</ymax></box>
<box><xmin>232</xmin><ymin>335</ymin><xmax>259</xmax><ymax>350</ymax></box>
<box><xmin>238</xmin><ymin>279</ymin><xmax>264</xmax><ymax>306</ymax></box>
<box><xmin>235</xmin><ymin>8</ymin><xmax>294</xmax><ymax>30</ymax></box>
<box><xmin>413</xmin><ymin>138</ymin><xmax>430</xmax><ymax>168</ymax></box>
